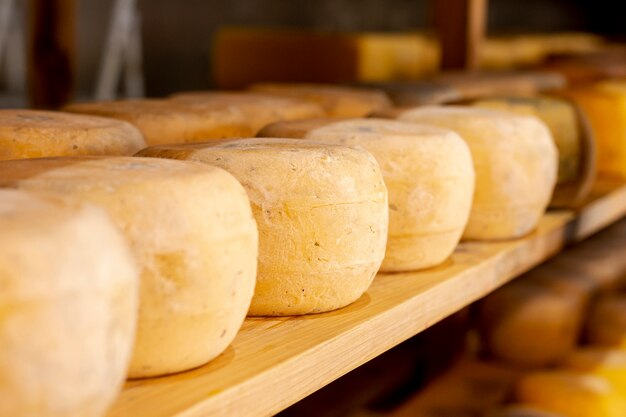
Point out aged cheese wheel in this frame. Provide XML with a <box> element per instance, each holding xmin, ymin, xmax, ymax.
<box><xmin>138</xmin><ymin>138</ymin><xmax>388</xmax><ymax>316</ymax></box>
<box><xmin>259</xmin><ymin>118</ymin><xmax>474</xmax><ymax>271</ymax></box>
<box><xmin>0</xmin><ymin>109</ymin><xmax>146</xmax><ymax>160</ymax></box>
<box><xmin>485</xmin><ymin>405</ymin><xmax>567</xmax><ymax>417</ymax></box>
<box><xmin>249</xmin><ymin>83</ymin><xmax>392</xmax><ymax>117</ymax></box>
<box><xmin>561</xmin><ymin>348</ymin><xmax>626</xmax><ymax>395</ymax></box>
<box><xmin>562</xmin><ymin>81</ymin><xmax>626</xmax><ymax>179</ymax></box>
<box><xmin>169</xmin><ymin>91</ymin><xmax>325</xmax><ymax>134</ymax></box>
<box><xmin>478</xmin><ymin>281</ymin><xmax>585</xmax><ymax>368</ymax></box>
<box><xmin>0</xmin><ymin>156</ymin><xmax>258</xmax><ymax>378</ymax></box>
<box><xmin>586</xmin><ymin>293</ymin><xmax>626</xmax><ymax>349</ymax></box>
<box><xmin>516</xmin><ymin>371</ymin><xmax>626</xmax><ymax>417</ymax></box>
<box><xmin>64</xmin><ymin>99</ymin><xmax>254</xmax><ymax>145</ymax></box>
<box><xmin>390</xmin><ymin>106</ymin><xmax>558</xmax><ymax>240</ymax></box>
<box><xmin>0</xmin><ymin>189</ymin><xmax>138</xmax><ymax>417</ymax></box>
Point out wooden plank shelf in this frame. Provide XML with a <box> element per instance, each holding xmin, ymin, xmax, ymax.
<box><xmin>108</xmin><ymin>180</ymin><xmax>626</xmax><ymax>417</ymax></box>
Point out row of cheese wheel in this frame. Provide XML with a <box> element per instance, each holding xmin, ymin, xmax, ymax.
<box><xmin>0</xmin><ymin>80</ymin><xmax>618</xmax><ymax>416</ymax></box>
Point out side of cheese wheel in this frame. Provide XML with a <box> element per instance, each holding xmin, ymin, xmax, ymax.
<box><xmin>563</xmin><ymin>81</ymin><xmax>626</xmax><ymax>179</ymax></box>
<box><xmin>0</xmin><ymin>109</ymin><xmax>146</xmax><ymax>160</ymax></box>
<box><xmin>561</xmin><ymin>348</ymin><xmax>626</xmax><ymax>396</ymax></box>
<box><xmin>169</xmin><ymin>91</ymin><xmax>326</xmax><ymax>134</ymax></box>
<box><xmin>516</xmin><ymin>371</ymin><xmax>626</xmax><ymax>417</ymax></box>
<box><xmin>471</xmin><ymin>96</ymin><xmax>580</xmax><ymax>184</ymax></box>
<box><xmin>138</xmin><ymin>138</ymin><xmax>388</xmax><ymax>316</ymax></box>
<box><xmin>64</xmin><ymin>99</ymin><xmax>254</xmax><ymax>145</ymax></box>
<box><xmin>478</xmin><ymin>281</ymin><xmax>585</xmax><ymax>368</ymax></box>
<box><xmin>259</xmin><ymin>118</ymin><xmax>475</xmax><ymax>272</ymax></box>
<box><xmin>0</xmin><ymin>190</ymin><xmax>138</xmax><ymax>417</ymax></box>
<box><xmin>249</xmin><ymin>83</ymin><xmax>392</xmax><ymax>117</ymax></box>
<box><xmin>392</xmin><ymin>106</ymin><xmax>558</xmax><ymax>240</ymax></box>
<box><xmin>0</xmin><ymin>157</ymin><xmax>258</xmax><ymax>378</ymax></box>
<box><xmin>586</xmin><ymin>293</ymin><xmax>626</xmax><ymax>349</ymax></box>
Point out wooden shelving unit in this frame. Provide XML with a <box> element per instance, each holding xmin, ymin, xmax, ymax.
<box><xmin>107</xmin><ymin>179</ymin><xmax>626</xmax><ymax>417</ymax></box>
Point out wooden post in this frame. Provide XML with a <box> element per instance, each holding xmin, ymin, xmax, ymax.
<box><xmin>28</xmin><ymin>0</ymin><xmax>75</xmax><ymax>108</ymax></box>
<box><xmin>434</xmin><ymin>0</ymin><xmax>487</xmax><ymax>71</ymax></box>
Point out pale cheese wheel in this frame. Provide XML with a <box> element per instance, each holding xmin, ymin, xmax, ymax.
<box><xmin>0</xmin><ymin>189</ymin><xmax>138</xmax><ymax>417</ymax></box>
<box><xmin>138</xmin><ymin>138</ymin><xmax>388</xmax><ymax>316</ymax></box>
<box><xmin>259</xmin><ymin>118</ymin><xmax>475</xmax><ymax>271</ymax></box>
<box><xmin>516</xmin><ymin>371</ymin><xmax>626</xmax><ymax>417</ymax></box>
<box><xmin>249</xmin><ymin>83</ymin><xmax>392</xmax><ymax>117</ymax></box>
<box><xmin>169</xmin><ymin>91</ymin><xmax>325</xmax><ymax>133</ymax></box>
<box><xmin>0</xmin><ymin>109</ymin><xmax>146</xmax><ymax>160</ymax></box>
<box><xmin>392</xmin><ymin>106</ymin><xmax>558</xmax><ymax>240</ymax></box>
<box><xmin>64</xmin><ymin>99</ymin><xmax>254</xmax><ymax>145</ymax></box>
<box><xmin>586</xmin><ymin>293</ymin><xmax>626</xmax><ymax>349</ymax></box>
<box><xmin>478</xmin><ymin>281</ymin><xmax>585</xmax><ymax>368</ymax></box>
<box><xmin>561</xmin><ymin>348</ymin><xmax>626</xmax><ymax>396</ymax></box>
<box><xmin>0</xmin><ymin>156</ymin><xmax>258</xmax><ymax>378</ymax></box>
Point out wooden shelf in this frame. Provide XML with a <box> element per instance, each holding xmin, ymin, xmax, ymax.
<box><xmin>108</xmin><ymin>180</ymin><xmax>626</xmax><ymax>417</ymax></box>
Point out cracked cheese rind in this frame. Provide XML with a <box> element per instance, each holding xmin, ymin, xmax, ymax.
<box><xmin>137</xmin><ymin>138</ymin><xmax>388</xmax><ymax>316</ymax></box>
<box><xmin>0</xmin><ymin>109</ymin><xmax>146</xmax><ymax>160</ymax></box>
<box><xmin>0</xmin><ymin>189</ymin><xmax>138</xmax><ymax>417</ymax></box>
<box><xmin>0</xmin><ymin>156</ymin><xmax>258</xmax><ymax>378</ymax></box>
<box><xmin>259</xmin><ymin>118</ymin><xmax>474</xmax><ymax>272</ymax></box>
<box><xmin>391</xmin><ymin>106</ymin><xmax>558</xmax><ymax>240</ymax></box>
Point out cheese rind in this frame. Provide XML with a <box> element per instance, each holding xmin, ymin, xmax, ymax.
<box><xmin>0</xmin><ymin>156</ymin><xmax>258</xmax><ymax>378</ymax></box>
<box><xmin>392</xmin><ymin>106</ymin><xmax>558</xmax><ymax>240</ymax></box>
<box><xmin>138</xmin><ymin>138</ymin><xmax>388</xmax><ymax>315</ymax></box>
<box><xmin>259</xmin><ymin>118</ymin><xmax>475</xmax><ymax>271</ymax></box>
<box><xmin>0</xmin><ymin>190</ymin><xmax>138</xmax><ymax>417</ymax></box>
<box><xmin>0</xmin><ymin>109</ymin><xmax>146</xmax><ymax>160</ymax></box>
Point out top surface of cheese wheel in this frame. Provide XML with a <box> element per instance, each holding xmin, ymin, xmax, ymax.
<box><xmin>0</xmin><ymin>109</ymin><xmax>146</xmax><ymax>160</ymax></box>
<box><xmin>64</xmin><ymin>99</ymin><xmax>253</xmax><ymax>145</ymax></box>
<box><xmin>249</xmin><ymin>83</ymin><xmax>392</xmax><ymax>117</ymax></box>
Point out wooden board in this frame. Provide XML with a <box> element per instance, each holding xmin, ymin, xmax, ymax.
<box><xmin>107</xmin><ymin>180</ymin><xmax>626</xmax><ymax>417</ymax></box>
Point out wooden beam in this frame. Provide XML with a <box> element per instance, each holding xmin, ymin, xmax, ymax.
<box><xmin>28</xmin><ymin>0</ymin><xmax>75</xmax><ymax>108</ymax></box>
<box><xmin>434</xmin><ymin>0</ymin><xmax>487</xmax><ymax>70</ymax></box>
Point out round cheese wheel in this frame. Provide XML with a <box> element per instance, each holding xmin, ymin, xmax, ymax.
<box><xmin>394</xmin><ymin>106</ymin><xmax>558</xmax><ymax>240</ymax></box>
<box><xmin>169</xmin><ymin>91</ymin><xmax>325</xmax><ymax>134</ymax></box>
<box><xmin>0</xmin><ymin>109</ymin><xmax>146</xmax><ymax>160</ymax></box>
<box><xmin>64</xmin><ymin>99</ymin><xmax>254</xmax><ymax>145</ymax></box>
<box><xmin>586</xmin><ymin>293</ymin><xmax>626</xmax><ymax>349</ymax></box>
<box><xmin>138</xmin><ymin>138</ymin><xmax>388</xmax><ymax>316</ymax></box>
<box><xmin>561</xmin><ymin>348</ymin><xmax>626</xmax><ymax>396</ymax></box>
<box><xmin>0</xmin><ymin>156</ymin><xmax>258</xmax><ymax>378</ymax></box>
<box><xmin>0</xmin><ymin>189</ymin><xmax>138</xmax><ymax>417</ymax></box>
<box><xmin>259</xmin><ymin>118</ymin><xmax>475</xmax><ymax>272</ymax></box>
<box><xmin>249</xmin><ymin>83</ymin><xmax>392</xmax><ymax>117</ymax></box>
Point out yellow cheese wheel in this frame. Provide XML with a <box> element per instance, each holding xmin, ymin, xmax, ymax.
<box><xmin>516</xmin><ymin>371</ymin><xmax>626</xmax><ymax>417</ymax></box>
<box><xmin>485</xmin><ymin>405</ymin><xmax>567</xmax><ymax>417</ymax></box>
<box><xmin>169</xmin><ymin>91</ymin><xmax>325</xmax><ymax>134</ymax></box>
<box><xmin>392</xmin><ymin>106</ymin><xmax>558</xmax><ymax>240</ymax></box>
<box><xmin>0</xmin><ymin>109</ymin><xmax>146</xmax><ymax>160</ymax></box>
<box><xmin>64</xmin><ymin>99</ymin><xmax>254</xmax><ymax>145</ymax></box>
<box><xmin>249</xmin><ymin>83</ymin><xmax>392</xmax><ymax>117</ymax></box>
<box><xmin>0</xmin><ymin>156</ymin><xmax>258</xmax><ymax>378</ymax></box>
<box><xmin>259</xmin><ymin>118</ymin><xmax>474</xmax><ymax>271</ymax></box>
<box><xmin>562</xmin><ymin>81</ymin><xmax>626</xmax><ymax>179</ymax></box>
<box><xmin>561</xmin><ymin>348</ymin><xmax>626</xmax><ymax>395</ymax></box>
<box><xmin>138</xmin><ymin>138</ymin><xmax>388</xmax><ymax>316</ymax></box>
<box><xmin>587</xmin><ymin>293</ymin><xmax>626</xmax><ymax>349</ymax></box>
<box><xmin>478</xmin><ymin>281</ymin><xmax>585</xmax><ymax>368</ymax></box>
<box><xmin>472</xmin><ymin>96</ymin><xmax>580</xmax><ymax>184</ymax></box>
<box><xmin>0</xmin><ymin>189</ymin><xmax>138</xmax><ymax>417</ymax></box>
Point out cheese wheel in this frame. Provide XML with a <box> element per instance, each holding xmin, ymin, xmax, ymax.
<box><xmin>587</xmin><ymin>293</ymin><xmax>626</xmax><ymax>349</ymax></box>
<box><xmin>561</xmin><ymin>348</ymin><xmax>626</xmax><ymax>395</ymax></box>
<box><xmin>485</xmin><ymin>405</ymin><xmax>567</xmax><ymax>417</ymax></box>
<box><xmin>562</xmin><ymin>81</ymin><xmax>626</xmax><ymax>179</ymax></box>
<box><xmin>169</xmin><ymin>91</ymin><xmax>325</xmax><ymax>134</ymax></box>
<box><xmin>391</xmin><ymin>106</ymin><xmax>558</xmax><ymax>240</ymax></box>
<box><xmin>0</xmin><ymin>190</ymin><xmax>138</xmax><ymax>417</ymax></box>
<box><xmin>138</xmin><ymin>138</ymin><xmax>388</xmax><ymax>316</ymax></box>
<box><xmin>249</xmin><ymin>83</ymin><xmax>392</xmax><ymax>117</ymax></box>
<box><xmin>0</xmin><ymin>109</ymin><xmax>146</xmax><ymax>160</ymax></box>
<box><xmin>0</xmin><ymin>156</ymin><xmax>258</xmax><ymax>378</ymax></box>
<box><xmin>478</xmin><ymin>281</ymin><xmax>585</xmax><ymax>368</ymax></box>
<box><xmin>64</xmin><ymin>99</ymin><xmax>254</xmax><ymax>145</ymax></box>
<box><xmin>259</xmin><ymin>118</ymin><xmax>474</xmax><ymax>271</ymax></box>
<box><xmin>516</xmin><ymin>371</ymin><xmax>626</xmax><ymax>417</ymax></box>
<box><xmin>472</xmin><ymin>96</ymin><xmax>580</xmax><ymax>184</ymax></box>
